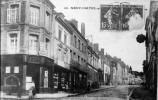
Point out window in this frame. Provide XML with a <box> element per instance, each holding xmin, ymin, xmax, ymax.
<box><xmin>71</xmin><ymin>34</ymin><xmax>73</xmax><ymax>43</ymax></box>
<box><xmin>46</xmin><ymin>38</ymin><xmax>50</xmax><ymax>57</ymax></box>
<box><xmin>58</xmin><ymin>29</ymin><xmax>62</xmax><ymax>41</ymax></box>
<box><xmin>57</xmin><ymin>49</ymin><xmax>61</xmax><ymax>60</ymax></box>
<box><xmin>81</xmin><ymin>58</ymin><xmax>83</xmax><ymax>65</ymax></box>
<box><xmin>6</xmin><ymin>66</ymin><xmax>11</xmax><ymax>73</ymax></box>
<box><xmin>64</xmin><ymin>53</ymin><xmax>67</xmax><ymax>62</ymax></box>
<box><xmin>74</xmin><ymin>35</ymin><xmax>77</xmax><ymax>47</ymax></box>
<box><xmin>73</xmin><ymin>52</ymin><xmax>76</xmax><ymax>61</ymax></box>
<box><xmin>78</xmin><ymin>39</ymin><xmax>80</xmax><ymax>50</ymax></box>
<box><xmin>84</xmin><ymin>46</ymin><xmax>86</xmax><ymax>53</ymax></box>
<box><xmin>7</xmin><ymin>32</ymin><xmax>19</xmax><ymax>54</ymax></box>
<box><xmin>70</xmin><ymin>50</ymin><xmax>73</xmax><ymax>60</ymax></box>
<box><xmin>61</xmin><ymin>52</ymin><xmax>64</xmax><ymax>61</ymax></box>
<box><xmin>78</xmin><ymin>56</ymin><xmax>80</xmax><ymax>64</ymax></box>
<box><xmin>29</xmin><ymin>34</ymin><xmax>38</xmax><ymax>54</ymax></box>
<box><xmin>45</xmin><ymin>11</ymin><xmax>50</xmax><ymax>30</ymax></box>
<box><xmin>66</xmin><ymin>53</ymin><xmax>68</xmax><ymax>63</ymax></box>
<box><xmin>64</xmin><ymin>34</ymin><xmax>67</xmax><ymax>45</ymax></box>
<box><xmin>7</xmin><ymin>4</ymin><xmax>19</xmax><ymax>23</ymax></box>
<box><xmin>82</xmin><ymin>43</ymin><xmax>84</xmax><ymax>52</ymax></box>
<box><xmin>30</xmin><ymin>6</ymin><xmax>39</xmax><ymax>25</ymax></box>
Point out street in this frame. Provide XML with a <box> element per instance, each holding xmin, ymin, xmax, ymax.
<box><xmin>67</xmin><ymin>85</ymin><xmax>137</xmax><ymax>100</ymax></box>
<box><xmin>76</xmin><ymin>85</ymin><xmax>136</xmax><ymax>99</ymax></box>
<box><xmin>19</xmin><ymin>85</ymin><xmax>137</xmax><ymax>100</ymax></box>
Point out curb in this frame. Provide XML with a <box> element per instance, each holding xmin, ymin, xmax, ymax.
<box><xmin>67</xmin><ymin>86</ymin><xmax>116</xmax><ymax>97</ymax></box>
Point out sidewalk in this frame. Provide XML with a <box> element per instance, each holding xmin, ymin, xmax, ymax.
<box><xmin>1</xmin><ymin>85</ymin><xmax>115</xmax><ymax>99</ymax></box>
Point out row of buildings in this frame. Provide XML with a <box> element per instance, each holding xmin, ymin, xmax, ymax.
<box><xmin>1</xmin><ymin>0</ymin><xmax>132</xmax><ymax>94</ymax></box>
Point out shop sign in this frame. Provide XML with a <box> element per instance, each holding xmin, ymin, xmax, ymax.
<box><xmin>44</xmin><ymin>78</ymin><xmax>48</xmax><ymax>87</ymax></box>
<box><xmin>28</xmin><ymin>56</ymin><xmax>42</xmax><ymax>64</ymax></box>
<box><xmin>46</xmin><ymin>59</ymin><xmax>54</xmax><ymax>66</ymax></box>
<box><xmin>26</xmin><ymin>77</ymin><xmax>32</xmax><ymax>82</ymax></box>
<box><xmin>44</xmin><ymin>70</ymin><xmax>48</xmax><ymax>88</ymax></box>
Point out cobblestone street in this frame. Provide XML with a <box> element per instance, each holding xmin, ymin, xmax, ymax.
<box><xmin>71</xmin><ymin>85</ymin><xmax>137</xmax><ymax>100</ymax></box>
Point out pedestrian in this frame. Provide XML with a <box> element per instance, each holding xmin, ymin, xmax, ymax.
<box><xmin>17</xmin><ymin>81</ymin><xmax>22</xmax><ymax>98</ymax></box>
<box><xmin>29</xmin><ymin>81</ymin><xmax>35</xmax><ymax>99</ymax></box>
<box><xmin>87</xmin><ymin>82</ymin><xmax>91</xmax><ymax>91</ymax></box>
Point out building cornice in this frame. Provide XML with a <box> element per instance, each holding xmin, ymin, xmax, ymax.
<box><xmin>55</xmin><ymin>17</ymin><xmax>73</xmax><ymax>34</ymax></box>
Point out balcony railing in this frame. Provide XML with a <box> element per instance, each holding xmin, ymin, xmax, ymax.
<box><xmin>70</xmin><ymin>59</ymin><xmax>88</xmax><ymax>73</ymax></box>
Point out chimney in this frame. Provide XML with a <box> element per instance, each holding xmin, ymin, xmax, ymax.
<box><xmin>101</xmin><ymin>48</ymin><xmax>104</xmax><ymax>56</ymax></box>
<box><xmin>71</xmin><ymin>19</ymin><xmax>78</xmax><ymax>29</ymax></box>
<box><xmin>81</xmin><ymin>23</ymin><xmax>85</xmax><ymax>37</ymax></box>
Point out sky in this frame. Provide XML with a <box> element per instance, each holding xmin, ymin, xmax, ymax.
<box><xmin>51</xmin><ymin>0</ymin><xmax>151</xmax><ymax>72</ymax></box>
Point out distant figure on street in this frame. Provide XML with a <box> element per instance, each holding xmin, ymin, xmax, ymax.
<box><xmin>87</xmin><ymin>82</ymin><xmax>91</xmax><ymax>91</ymax></box>
<box><xmin>29</xmin><ymin>81</ymin><xmax>36</xmax><ymax>99</ymax></box>
<box><xmin>17</xmin><ymin>81</ymin><xmax>22</xmax><ymax>98</ymax></box>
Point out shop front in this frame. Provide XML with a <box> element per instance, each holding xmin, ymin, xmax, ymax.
<box><xmin>53</xmin><ymin>64</ymin><xmax>70</xmax><ymax>93</ymax></box>
<box><xmin>70</xmin><ymin>60</ymin><xmax>88</xmax><ymax>92</ymax></box>
<box><xmin>1</xmin><ymin>54</ymin><xmax>54</xmax><ymax>94</ymax></box>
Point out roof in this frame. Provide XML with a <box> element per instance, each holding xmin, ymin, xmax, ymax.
<box><xmin>55</xmin><ymin>15</ymin><xmax>73</xmax><ymax>34</ymax></box>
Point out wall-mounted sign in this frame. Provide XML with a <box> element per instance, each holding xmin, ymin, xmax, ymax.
<box><xmin>28</xmin><ymin>56</ymin><xmax>41</xmax><ymax>64</ymax></box>
<box><xmin>44</xmin><ymin>78</ymin><xmax>48</xmax><ymax>88</ymax></box>
<box><xmin>100</xmin><ymin>5</ymin><xmax>143</xmax><ymax>30</ymax></box>
<box><xmin>45</xmin><ymin>70</ymin><xmax>48</xmax><ymax>77</ymax></box>
<box><xmin>26</xmin><ymin>77</ymin><xmax>32</xmax><ymax>82</ymax></box>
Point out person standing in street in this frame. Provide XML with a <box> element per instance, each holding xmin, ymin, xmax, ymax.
<box><xmin>29</xmin><ymin>80</ymin><xmax>36</xmax><ymax>99</ymax></box>
<box><xmin>17</xmin><ymin>80</ymin><xmax>22</xmax><ymax>98</ymax></box>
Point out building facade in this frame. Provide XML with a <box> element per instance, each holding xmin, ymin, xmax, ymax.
<box><xmin>66</xmin><ymin>20</ymin><xmax>88</xmax><ymax>92</ymax></box>
<box><xmin>116</xmin><ymin>62</ymin><xmax>123</xmax><ymax>85</ymax></box>
<box><xmin>143</xmin><ymin>0</ymin><xmax>157</xmax><ymax>99</ymax></box>
<box><xmin>52</xmin><ymin>13</ymin><xmax>72</xmax><ymax>92</ymax></box>
<box><xmin>1</xmin><ymin>0</ymin><xmax>55</xmax><ymax>94</ymax></box>
<box><xmin>136</xmin><ymin>0</ymin><xmax>157</xmax><ymax>99</ymax></box>
<box><xmin>86</xmin><ymin>41</ymin><xmax>99</xmax><ymax>86</ymax></box>
<box><xmin>103</xmin><ymin>54</ymin><xmax>111</xmax><ymax>85</ymax></box>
